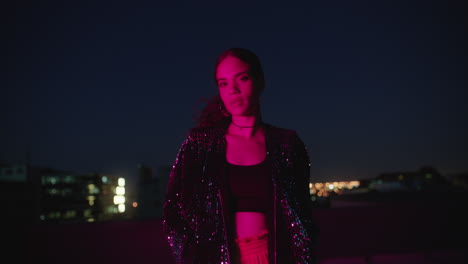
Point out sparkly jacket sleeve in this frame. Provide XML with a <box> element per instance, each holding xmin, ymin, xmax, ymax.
<box><xmin>292</xmin><ymin>132</ymin><xmax>320</xmax><ymax>252</ymax></box>
<box><xmin>162</xmin><ymin>130</ymin><xmax>201</xmax><ymax>263</ymax></box>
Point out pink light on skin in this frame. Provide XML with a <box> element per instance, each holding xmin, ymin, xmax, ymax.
<box><xmin>216</xmin><ymin>56</ymin><xmax>261</xmax><ymax>127</ymax></box>
<box><xmin>216</xmin><ymin>55</ymin><xmax>268</xmax><ymax>239</ymax></box>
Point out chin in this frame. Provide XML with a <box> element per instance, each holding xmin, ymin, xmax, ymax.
<box><xmin>231</xmin><ymin>111</ymin><xmax>254</xmax><ymax>117</ymax></box>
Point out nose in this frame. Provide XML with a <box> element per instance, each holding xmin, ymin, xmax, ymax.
<box><xmin>228</xmin><ymin>82</ymin><xmax>239</xmax><ymax>94</ymax></box>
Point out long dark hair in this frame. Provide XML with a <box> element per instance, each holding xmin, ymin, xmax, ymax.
<box><xmin>195</xmin><ymin>48</ymin><xmax>265</xmax><ymax>128</ymax></box>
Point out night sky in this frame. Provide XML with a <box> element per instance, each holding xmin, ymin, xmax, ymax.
<box><xmin>4</xmin><ymin>1</ymin><xmax>467</xmax><ymax>189</ymax></box>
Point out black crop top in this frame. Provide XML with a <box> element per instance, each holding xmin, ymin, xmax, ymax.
<box><xmin>228</xmin><ymin>158</ymin><xmax>272</xmax><ymax>213</ymax></box>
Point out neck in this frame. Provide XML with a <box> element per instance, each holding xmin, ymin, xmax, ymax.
<box><xmin>229</xmin><ymin>116</ymin><xmax>263</xmax><ymax>138</ymax></box>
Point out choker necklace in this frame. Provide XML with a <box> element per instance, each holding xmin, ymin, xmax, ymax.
<box><xmin>231</xmin><ymin>120</ymin><xmax>262</xmax><ymax>129</ymax></box>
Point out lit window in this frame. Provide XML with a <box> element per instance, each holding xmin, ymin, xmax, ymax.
<box><xmin>64</xmin><ymin>210</ymin><xmax>77</xmax><ymax>219</ymax></box>
<box><xmin>118</xmin><ymin>204</ymin><xmax>125</xmax><ymax>213</ymax></box>
<box><xmin>49</xmin><ymin>177</ymin><xmax>57</xmax><ymax>185</ymax></box>
<box><xmin>83</xmin><ymin>209</ymin><xmax>93</xmax><ymax>218</ymax></box>
<box><xmin>116</xmin><ymin>186</ymin><xmax>125</xmax><ymax>195</ymax></box>
<box><xmin>118</xmin><ymin>178</ymin><xmax>125</xmax><ymax>186</ymax></box>
<box><xmin>87</xmin><ymin>195</ymin><xmax>96</xmax><ymax>206</ymax></box>
<box><xmin>113</xmin><ymin>195</ymin><xmax>125</xmax><ymax>204</ymax></box>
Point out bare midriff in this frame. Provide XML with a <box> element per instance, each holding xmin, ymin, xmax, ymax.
<box><xmin>235</xmin><ymin>212</ymin><xmax>268</xmax><ymax>239</ymax></box>
<box><xmin>226</xmin><ymin>127</ymin><xmax>268</xmax><ymax>239</ymax></box>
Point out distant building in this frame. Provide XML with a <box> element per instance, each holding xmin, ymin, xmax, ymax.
<box><xmin>133</xmin><ymin>163</ymin><xmax>173</xmax><ymax>219</ymax></box>
<box><xmin>370</xmin><ymin>166</ymin><xmax>450</xmax><ymax>192</ymax></box>
<box><xmin>0</xmin><ymin>162</ymin><xmax>39</xmax><ymax>224</ymax></box>
<box><xmin>135</xmin><ymin>163</ymin><xmax>160</xmax><ymax>219</ymax></box>
<box><xmin>157</xmin><ymin>165</ymin><xmax>172</xmax><ymax>205</ymax></box>
<box><xmin>0</xmin><ymin>163</ymin><xmax>28</xmax><ymax>182</ymax></box>
<box><xmin>0</xmin><ymin>162</ymin><xmax>130</xmax><ymax>224</ymax></box>
<box><xmin>40</xmin><ymin>169</ymin><xmax>130</xmax><ymax>223</ymax></box>
<box><xmin>445</xmin><ymin>172</ymin><xmax>468</xmax><ymax>190</ymax></box>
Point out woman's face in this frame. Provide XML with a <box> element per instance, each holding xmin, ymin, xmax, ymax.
<box><xmin>216</xmin><ymin>56</ymin><xmax>258</xmax><ymax>117</ymax></box>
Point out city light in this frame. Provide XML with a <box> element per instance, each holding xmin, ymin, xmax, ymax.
<box><xmin>113</xmin><ymin>195</ymin><xmax>125</xmax><ymax>205</ymax></box>
<box><xmin>118</xmin><ymin>177</ymin><xmax>125</xmax><ymax>186</ymax></box>
<box><xmin>87</xmin><ymin>195</ymin><xmax>96</xmax><ymax>206</ymax></box>
<box><xmin>118</xmin><ymin>204</ymin><xmax>126</xmax><ymax>213</ymax></box>
<box><xmin>116</xmin><ymin>186</ymin><xmax>125</xmax><ymax>195</ymax></box>
<box><xmin>87</xmin><ymin>184</ymin><xmax>99</xmax><ymax>194</ymax></box>
<box><xmin>310</xmin><ymin>180</ymin><xmax>361</xmax><ymax>197</ymax></box>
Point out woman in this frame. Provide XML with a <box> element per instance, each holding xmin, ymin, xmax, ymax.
<box><xmin>162</xmin><ymin>48</ymin><xmax>319</xmax><ymax>264</ymax></box>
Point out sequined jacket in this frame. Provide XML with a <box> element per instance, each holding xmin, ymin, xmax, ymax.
<box><xmin>162</xmin><ymin>123</ymin><xmax>319</xmax><ymax>263</ymax></box>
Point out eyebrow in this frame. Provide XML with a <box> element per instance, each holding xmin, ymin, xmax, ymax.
<box><xmin>216</xmin><ymin>71</ymin><xmax>249</xmax><ymax>81</ymax></box>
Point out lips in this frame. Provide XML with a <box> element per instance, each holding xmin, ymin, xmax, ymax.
<box><xmin>230</xmin><ymin>99</ymin><xmax>243</xmax><ymax>106</ymax></box>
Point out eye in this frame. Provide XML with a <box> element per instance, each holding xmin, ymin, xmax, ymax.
<box><xmin>240</xmin><ymin>75</ymin><xmax>250</xmax><ymax>81</ymax></box>
<box><xmin>218</xmin><ymin>82</ymin><xmax>226</xmax><ymax>88</ymax></box>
